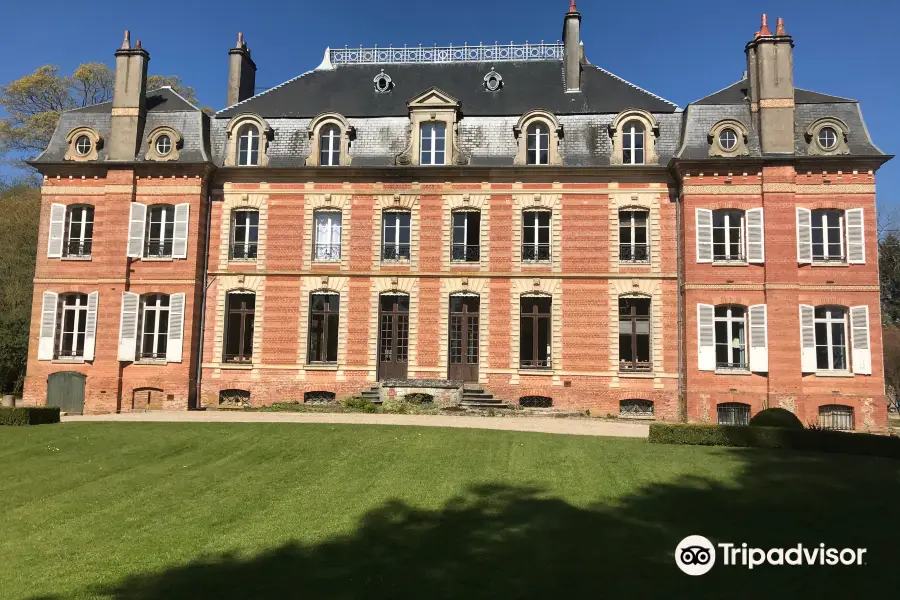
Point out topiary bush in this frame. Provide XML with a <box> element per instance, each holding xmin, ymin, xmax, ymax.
<box><xmin>648</xmin><ymin>423</ymin><xmax>900</xmax><ymax>459</ymax></box>
<box><xmin>749</xmin><ymin>407</ymin><xmax>803</xmax><ymax>430</ymax></box>
<box><xmin>341</xmin><ymin>397</ymin><xmax>378</xmax><ymax>413</ymax></box>
<box><xmin>0</xmin><ymin>407</ymin><xmax>61</xmax><ymax>426</ymax></box>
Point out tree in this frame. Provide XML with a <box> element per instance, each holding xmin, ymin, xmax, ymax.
<box><xmin>0</xmin><ymin>183</ymin><xmax>40</xmax><ymax>393</ymax></box>
<box><xmin>0</xmin><ymin>64</ymin><xmax>200</xmax><ymax>160</ymax></box>
<box><xmin>879</xmin><ymin>232</ymin><xmax>900</xmax><ymax>324</ymax></box>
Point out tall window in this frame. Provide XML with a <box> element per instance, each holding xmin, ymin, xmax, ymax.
<box><xmin>57</xmin><ymin>293</ymin><xmax>88</xmax><ymax>358</ymax></box>
<box><xmin>527</xmin><ymin>123</ymin><xmax>550</xmax><ymax>165</ymax></box>
<box><xmin>319</xmin><ymin>124</ymin><xmax>341</xmax><ymax>166</ymax></box>
<box><xmin>139</xmin><ymin>294</ymin><xmax>169</xmax><ymax>360</ymax></box>
<box><xmin>619</xmin><ymin>210</ymin><xmax>649</xmax><ymax>262</ymax></box>
<box><xmin>811</xmin><ymin>210</ymin><xmax>844</xmax><ymax>261</ymax></box>
<box><xmin>713</xmin><ymin>210</ymin><xmax>745</xmax><ymax>261</ymax></box>
<box><xmin>420</xmin><ymin>122</ymin><xmax>446</xmax><ymax>165</ymax></box>
<box><xmin>382</xmin><ymin>211</ymin><xmax>411</xmax><ymax>260</ymax></box>
<box><xmin>224</xmin><ymin>292</ymin><xmax>255</xmax><ymax>364</ymax></box>
<box><xmin>622</xmin><ymin>121</ymin><xmax>645</xmax><ymax>165</ymax></box>
<box><xmin>522</xmin><ymin>211</ymin><xmax>551</xmax><ymax>261</ymax></box>
<box><xmin>230</xmin><ymin>210</ymin><xmax>259</xmax><ymax>260</ymax></box>
<box><xmin>451</xmin><ymin>211</ymin><xmax>480</xmax><ymax>262</ymax></box>
<box><xmin>308</xmin><ymin>293</ymin><xmax>339</xmax><ymax>363</ymax></box>
<box><xmin>815</xmin><ymin>306</ymin><xmax>847</xmax><ymax>371</ymax></box>
<box><xmin>520</xmin><ymin>297</ymin><xmax>551</xmax><ymax>369</ymax></box>
<box><xmin>619</xmin><ymin>298</ymin><xmax>651</xmax><ymax>372</ymax></box>
<box><xmin>717</xmin><ymin>402</ymin><xmax>751</xmax><ymax>426</ymax></box>
<box><xmin>314</xmin><ymin>211</ymin><xmax>342</xmax><ymax>261</ymax></box>
<box><xmin>145</xmin><ymin>205</ymin><xmax>175</xmax><ymax>258</ymax></box>
<box><xmin>237</xmin><ymin>124</ymin><xmax>260</xmax><ymax>166</ymax></box>
<box><xmin>714</xmin><ymin>306</ymin><xmax>746</xmax><ymax>370</ymax></box>
<box><xmin>64</xmin><ymin>206</ymin><xmax>93</xmax><ymax>258</ymax></box>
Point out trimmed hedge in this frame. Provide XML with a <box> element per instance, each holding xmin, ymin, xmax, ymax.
<box><xmin>649</xmin><ymin>423</ymin><xmax>900</xmax><ymax>459</ymax></box>
<box><xmin>749</xmin><ymin>407</ymin><xmax>803</xmax><ymax>429</ymax></box>
<box><xmin>0</xmin><ymin>407</ymin><xmax>61</xmax><ymax>426</ymax></box>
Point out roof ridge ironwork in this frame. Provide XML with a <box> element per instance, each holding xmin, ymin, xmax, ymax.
<box><xmin>329</xmin><ymin>41</ymin><xmax>565</xmax><ymax>65</ymax></box>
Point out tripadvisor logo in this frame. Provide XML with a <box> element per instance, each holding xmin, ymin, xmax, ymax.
<box><xmin>675</xmin><ymin>535</ymin><xmax>867</xmax><ymax>576</ymax></box>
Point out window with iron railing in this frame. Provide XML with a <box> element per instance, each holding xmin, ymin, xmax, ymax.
<box><xmin>619</xmin><ymin>297</ymin><xmax>652</xmax><ymax>372</ymax></box>
<box><xmin>619</xmin><ymin>210</ymin><xmax>649</xmax><ymax>263</ymax></box>
<box><xmin>382</xmin><ymin>211</ymin><xmax>411</xmax><ymax>261</ymax></box>
<box><xmin>224</xmin><ymin>292</ymin><xmax>255</xmax><ymax>364</ymax></box>
<box><xmin>308</xmin><ymin>293</ymin><xmax>339</xmax><ymax>364</ymax></box>
<box><xmin>451</xmin><ymin>211</ymin><xmax>480</xmax><ymax>262</ymax></box>
<box><xmin>64</xmin><ymin>206</ymin><xmax>93</xmax><ymax>258</ymax></box>
<box><xmin>818</xmin><ymin>404</ymin><xmax>854</xmax><ymax>430</ymax></box>
<box><xmin>230</xmin><ymin>210</ymin><xmax>259</xmax><ymax>260</ymax></box>
<box><xmin>520</xmin><ymin>296</ymin><xmax>551</xmax><ymax>369</ymax></box>
<box><xmin>717</xmin><ymin>402</ymin><xmax>750</xmax><ymax>426</ymax></box>
<box><xmin>314</xmin><ymin>211</ymin><xmax>342</xmax><ymax>261</ymax></box>
<box><xmin>522</xmin><ymin>210</ymin><xmax>551</xmax><ymax>262</ymax></box>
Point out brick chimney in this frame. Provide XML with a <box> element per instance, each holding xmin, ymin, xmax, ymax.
<box><xmin>108</xmin><ymin>31</ymin><xmax>149</xmax><ymax>161</ymax></box>
<box><xmin>227</xmin><ymin>32</ymin><xmax>257</xmax><ymax>106</ymax></box>
<box><xmin>563</xmin><ymin>1</ymin><xmax>582</xmax><ymax>92</ymax></box>
<box><xmin>745</xmin><ymin>15</ymin><xmax>795</xmax><ymax>154</ymax></box>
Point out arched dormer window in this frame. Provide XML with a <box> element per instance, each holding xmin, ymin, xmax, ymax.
<box><xmin>306</xmin><ymin>113</ymin><xmax>354</xmax><ymax>167</ymax></box>
<box><xmin>64</xmin><ymin>127</ymin><xmax>102</xmax><ymax>162</ymax></box>
<box><xmin>708</xmin><ymin>119</ymin><xmax>750</xmax><ymax>157</ymax></box>
<box><xmin>805</xmin><ymin>117</ymin><xmax>850</xmax><ymax>156</ymax></box>
<box><xmin>514</xmin><ymin>110</ymin><xmax>562</xmax><ymax>166</ymax></box>
<box><xmin>145</xmin><ymin>126</ymin><xmax>183</xmax><ymax>161</ymax></box>
<box><xmin>609</xmin><ymin>109</ymin><xmax>659</xmax><ymax>166</ymax></box>
<box><xmin>225</xmin><ymin>114</ymin><xmax>271</xmax><ymax>167</ymax></box>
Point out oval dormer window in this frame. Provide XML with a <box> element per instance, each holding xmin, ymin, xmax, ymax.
<box><xmin>75</xmin><ymin>135</ymin><xmax>93</xmax><ymax>156</ymax></box>
<box><xmin>373</xmin><ymin>70</ymin><xmax>393</xmax><ymax>93</ymax></box>
<box><xmin>155</xmin><ymin>134</ymin><xmax>172</xmax><ymax>156</ymax></box>
<box><xmin>484</xmin><ymin>69</ymin><xmax>503</xmax><ymax>92</ymax></box>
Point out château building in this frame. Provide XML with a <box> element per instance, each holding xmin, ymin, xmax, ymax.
<box><xmin>23</xmin><ymin>3</ymin><xmax>891</xmax><ymax>430</ymax></box>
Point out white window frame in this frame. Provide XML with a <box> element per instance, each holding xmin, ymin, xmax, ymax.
<box><xmin>57</xmin><ymin>293</ymin><xmax>89</xmax><ymax>359</ymax></box>
<box><xmin>522</xmin><ymin>210</ymin><xmax>552</xmax><ymax>262</ymax></box>
<box><xmin>814</xmin><ymin>306</ymin><xmax>848</xmax><ymax>372</ymax></box>
<box><xmin>714</xmin><ymin>305</ymin><xmax>747</xmax><ymax>371</ymax></box>
<box><xmin>320</xmin><ymin>124</ymin><xmax>341</xmax><ymax>167</ymax></box>
<box><xmin>230</xmin><ymin>210</ymin><xmax>259</xmax><ymax>260</ymax></box>
<box><xmin>419</xmin><ymin>122</ymin><xmax>446</xmax><ymax>166</ymax></box>
<box><xmin>237</xmin><ymin>125</ymin><xmax>260</xmax><ymax>166</ymax></box>
<box><xmin>712</xmin><ymin>210</ymin><xmax>745</xmax><ymax>262</ymax></box>
<box><xmin>75</xmin><ymin>135</ymin><xmax>92</xmax><ymax>156</ymax></box>
<box><xmin>64</xmin><ymin>205</ymin><xmax>93</xmax><ymax>258</ymax></box>
<box><xmin>382</xmin><ymin>211</ymin><xmax>411</xmax><ymax>261</ymax></box>
<box><xmin>451</xmin><ymin>211</ymin><xmax>480</xmax><ymax>262</ymax></box>
<box><xmin>526</xmin><ymin>123</ymin><xmax>550</xmax><ymax>166</ymax></box>
<box><xmin>622</xmin><ymin>121</ymin><xmax>645</xmax><ymax>165</ymax></box>
<box><xmin>618</xmin><ymin>209</ymin><xmax>649</xmax><ymax>263</ymax></box>
<box><xmin>139</xmin><ymin>295</ymin><xmax>170</xmax><ymax>361</ymax></box>
<box><xmin>314</xmin><ymin>210</ymin><xmax>342</xmax><ymax>262</ymax></box>
<box><xmin>145</xmin><ymin>205</ymin><xmax>175</xmax><ymax>258</ymax></box>
<box><xmin>811</xmin><ymin>209</ymin><xmax>845</xmax><ymax>262</ymax></box>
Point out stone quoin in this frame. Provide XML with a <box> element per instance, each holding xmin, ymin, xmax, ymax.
<box><xmin>23</xmin><ymin>6</ymin><xmax>891</xmax><ymax>431</ymax></box>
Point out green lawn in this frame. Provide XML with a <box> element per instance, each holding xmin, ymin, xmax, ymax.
<box><xmin>0</xmin><ymin>423</ymin><xmax>897</xmax><ymax>599</ymax></box>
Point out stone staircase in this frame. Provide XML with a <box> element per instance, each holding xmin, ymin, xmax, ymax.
<box><xmin>360</xmin><ymin>386</ymin><xmax>383</xmax><ymax>405</ymax></box>
<box><xmin>459</xmin><ymin>386</ymin><xmax>511</xmax><ymax>409</ymax></box>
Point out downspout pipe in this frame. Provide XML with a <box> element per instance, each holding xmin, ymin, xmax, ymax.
<box><xmin>194</xmin><ymin>180</ymin><xmax>212</xmax><ymax>409</ymax></box>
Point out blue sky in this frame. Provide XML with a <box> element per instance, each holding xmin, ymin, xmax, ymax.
<box><xmin>1</xmin><ymin>0</ymin><xmax>897</xmax><ymax>209</ymax></box>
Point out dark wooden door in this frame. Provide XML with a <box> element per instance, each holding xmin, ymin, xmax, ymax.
<box><xmin>378</xmin><ymin>295</ymin><xmax>409</xmax><ymax>381</ymax></box>
<box><xmin>46</xmin><ymin>371</ymin><xmax>85</xmax><ymax>414</ymax></box>
<box><xmin>448</xmin><ymin>296</ymin><xmax>480</xmax><ymax>381</ymax></box>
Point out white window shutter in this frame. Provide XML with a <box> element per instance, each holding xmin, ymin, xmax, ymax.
<box><xmin>696</xmin><ymin>209</ymin><xmax>713</xmax><ymax>263</ymax></box>
<box><xmin>47</xmin><ymin>204</ymin><xmax>66</xmax><ymax>258</ymax></box>
<box><xmin>748</xmin><ymin>304</ymin><xmax>768</xmax><ymax>373</ymax></box>
<box><xmin>38</xmin><ymin>291</ymin><xmax>58</xmax><ymax>360</ymax></box>
<box><xmin>746</xmin><ymin>208</ymin><xmax>765</xmax><ymax>264</ymax></box>
<box><xmin>846</xmin><ymin>208</ymin><xmax>865</xmax><ymax>264</ymax></box>
<box><xmin>799</xmin><ymin>304</ymin><xmax>816</xmax><ymax>373</ymax></box>
<box><xmin>172</xmin><ymin>204</ymin><xmax>190</xmax><ymax>259</ymax></box>
<box><xmin>850</xmin><ymin>305</ymin><xmax>872</xmax><ymax>375</ymax></box>
<box><xmin>697</xmin><ymin>303</ymin><xmax>715</xmax><ymax>371</ymax></box>
<box><xmin>83</xmin><ymin>291</ymin><xmax>99</xmax><ymax>361</ymax></box>
<box><xmin>796</xmin><ymin>208</ymin><xmax>812</xmax><ymax>264</ymax></box>
<box><xmin>127</xmin><ymin>203</ymin><xmax>147</xmax><ymax>258</ymax></box>
<box><xmin>118</xmin><ymin>292</ymin><xmax>139</xmax><ymax>361</ymax></box>
<box><xmin>167</xmin><ymin>293</ymin><xmax>185</xmax><ymax>363</ymax></box>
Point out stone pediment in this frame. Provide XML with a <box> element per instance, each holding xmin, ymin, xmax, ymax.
<box><xmin>407</xmin><ymin>87</ymin><xmax>460</xmax><ymax>109</ymax></box>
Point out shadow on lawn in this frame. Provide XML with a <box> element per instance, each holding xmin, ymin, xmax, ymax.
<box><xmin>36</xmin><ymin>448</ymin><xmax>900</xmax><ymax>599</ymax></box>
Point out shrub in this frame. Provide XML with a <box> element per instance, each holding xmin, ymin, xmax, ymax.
<box><xmin>749</xmin><ymin>407</ymin><xmax>803</xmax><ymax>429</ymax></box>
<box><xmin>341</xmin><ymin>397</ymin><xmax>377</xmax><ymax>413</ymax></box>
<box><xmin>0</xmin><ymin>407</ymin><xmax>61</xmax><ymax>426</ymax></box>
<box><xmin>649</xmin><ymin>423</ymin><xmax>900</xmax><ymax>459</ymax></box>
<box><xmin>519</xmin><ymin>396</ymin><xmax>552</xmax><ymax>408</ymax></box>
<box><xmin>402</xmin><ymin>393</ymin><xmax>434</xmax><ymax>405</ymax></box>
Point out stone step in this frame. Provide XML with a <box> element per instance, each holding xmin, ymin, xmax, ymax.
<box><xmin>462</xmin><ymin>392</ymin><xmax>495</xmax><ymax>400</ymax></box>
<box><xmin>460</xmin><ymin>401</ymin><xmax>512</xmax><ymax>409</ymax></box>
<box><xmin>462</xmin><ymin>387</ymin><xmax>485</xmax><ymax>394</ymax></box>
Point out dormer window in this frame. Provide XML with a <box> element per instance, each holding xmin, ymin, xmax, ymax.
<box><xmin>146</xmin><ymin>126</ymin><xmax>183</xmax><ymax>161</ymax></box>
<box><xmin>708</xmin><ymin>119</ymin><xmax>749</xmax><ymax>157</ymax></box>
<box><xmin>306</xmin><ymin>113</ymin><xmax>353</xmax><ymax>167</ymax></box>
<box><xmin>374</xmin><ymin>70</ymin><xmax>393</xmax><ymax>93</ymax></box>
<box><xmin>818</xmin><ymin>127</ymin><xmax>838</xmax><ymax>151</ymax></box>
<box><xmin>155</xmin><ymin>135</ymin><xmax>172</xmax><ymax>156</ymax></box>
<box><xmin>622</xmin><ymin>121</ymin><xmax>645</xmax><ymax>165</ymax></box>
<box><xmin>610</xmin><ymin>109</ymin><xmax>659</xmax><ymax>165</ymax></box>
<box><xmin>75</xmin><ymin>136</ymin><xmax>92</xmax><ymax>156</ymax></box>
<box><xmin>484</xmin><ymin>69</ymin><xmax>503</xmax><ymax>91</ymax></box>
<box><xmin>238</xmin><ymin>124</ymin><xmax>259</xmax><ymax>166</ymax></box>
<box><xmin>514</xmin><ymin>110</ymin><xmax>562</xmax><ymax>166</ymax></box>
<box><xmin>805</xmin><ymin>117</ymin><xmax>850</xmax><ymax>156</ymax></box>
<box><xmin>527</xmin><ymin>123</ymin><xmax>550</xmax><ymax>165</ymax></box>
<box><xmin>718</xmin><ymin>129</ymin><xmax>738</xmax><ymax>152</ymax></box>
<box><xmin>64</xmin><ymin>127</ymin><xmax>101</xmax><ymax>162</ymax></box>
<box><xmin>320</xmin><ymin>125</ymin><xmax>340</xmax><ymax>166</ymax></box>
<box><xmin>420</xmin><ymin>122</ymin><xmax>446</xmax><ymax>166</ymax></box>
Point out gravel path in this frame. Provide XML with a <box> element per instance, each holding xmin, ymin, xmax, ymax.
<box><xmin>62</xmin><ymin>411</ymin><xmax>650</xmax><ymax>439</ymax></box>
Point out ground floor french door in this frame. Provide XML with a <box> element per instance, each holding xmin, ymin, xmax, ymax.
<box><xmin>448</xmin><ymin>296</ymin><xmax>479</xmax><ymax>382</ymax></box>
<box><xmin>378</xmin><ymin>295</ymin><xmax>409</xmax><ymax>381</ymax></box>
